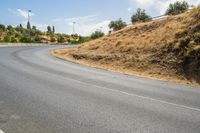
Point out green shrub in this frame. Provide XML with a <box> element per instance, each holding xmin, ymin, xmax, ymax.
<box><xmin>72</xmin><ymin>36</ymin><xmax>92</xmax><ymax>44</ymax></box>
<box><xmin>20</xmin><ymin>36</ymin><xmax>32</xmax><ymax>43</ymax></box>
<box><xmin>131</xmin><ymin>8</ymin><xmax>152</xmax><ymax>23</ymax></box>
<box><xmin>11</xmin><ymin>37</ymin><xmax>17</xmax><ymax>43</ymax></box>
<box><xmin>91</xmin><ymin>31</ymin><xmax>104</xmax><ymax>39</ymax></box>
<box><xmin>3</xmin><ymin>36</ymin><xmax>11</xmax><ymax>42</ymax></box>
<box><xmin>57</xmin><ymin>36</ymin><xmax>65</xmax><ymax>43</ymax></box>
<box><xmin>0</xmin><ymin>24</ymin><xmax>6</xmax><ymax>31</ymax></box>
<box><xmin>165</xmin><ymin>1</ymin><xmax>189</xmax><ymax>15</ymax></box>
<box><xmin>109</xmin><ymin>18</ymin><xmax>127</xmax><ymax>31</ymax></box>
<box><xmin>34</xmin><ymin>37</ymin><xmax>41</xmax><ymax>43</ymax></box>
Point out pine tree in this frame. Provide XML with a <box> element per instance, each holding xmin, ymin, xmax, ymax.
<box><xmin>27</xmin><ymin>21</ymin><xmax>31</xmax><ymax>30</ymax></box>
<box><xmin>52</xmin><ymin>26</ymin><xmax>55</xmax><ymax>34</ymax></box>
<box><xmin>47</xmin><ymin>26</ymin><xmax>52</xmax><ymax>34</ymax></box>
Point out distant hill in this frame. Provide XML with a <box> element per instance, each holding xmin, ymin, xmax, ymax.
<box><xmin>53</xmin><ymin>7</ymin><xmax>200</xmax><ymax>86</ymax></box>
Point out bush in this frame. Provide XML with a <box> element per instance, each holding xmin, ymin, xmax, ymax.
<box><xmin>20</xmin><ymin>36</ymin><xmax>32</xmax><ymax>43</ymax></box>
<box><xmin>34</xmin><ymin>37</ymin><xmax>41</xmax><ymax>43</ymax></box>
<box><xmin>165</xmin><ymin>1</ymin><xmax>189</xmax><ymax>15</ymax></box>
<box><xmin>57</xmin><ymin>36</ymin><xmax>65</xmax><ymax>43</ymax></box>
<box><xmin>11</xmin><ymin>37</ymin><xmax>17</xmax><ymax>43</ymax></box>
<box><xmin>50</xmin><ymin>37</ymin><xmax>56</xmax><ymax>42</ymax></box>
<box><xmin>3</xmin><ymin>36</ymin><xmax>11</xmax><ymax>42</ymax></box>
<box><xmin>91</xmin><ymin>31</ymin><xmax>104</xmax><ymax>39</ymax></box>
<box><xmin>7</xmin><ymin>25</ymin><xmax>14</xmax><ymax>31</ymax></box>
<box><xmin>131</xmin><ymin>8</ymin><xmax>152</xmax><ymax>23</ymax></box>
<box><xmin>109</xmin><ymin>18</ymin><xmax>127</xmax><ymax>31</ymax></box>
<box><xmin>72</xmin><ymin>36</ymin><xmax>92</xmax><ymax>44</ymax></box>
<box><xmin>0</xmin><ymin>24</ymin><xmax>6</xmax><ymax>31</ymax></box>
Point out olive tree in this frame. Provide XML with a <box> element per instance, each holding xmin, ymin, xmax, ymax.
<box><xmin>109</xmin><ymin>18</ymin><xmax>127</xmax><ymax>31</ymax></box>
<box><xmin>131</xmin><ymin>8</ymin><xmax>152</xmax><ymax>23</ymax></box>
<box><xmin>165</xmin><ymin>1</ymin><xmax>189</xmax><ymax>15</ymax></box>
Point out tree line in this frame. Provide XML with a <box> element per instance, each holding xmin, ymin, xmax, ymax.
<box><xmin>0</xmin><ymin>22</ymin><xmax>89</xmax><ymax>44</ymax></box>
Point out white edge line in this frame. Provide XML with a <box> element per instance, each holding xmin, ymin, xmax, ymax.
<box><xmin>63</xmin><ymin>75</ymin><xmax>200</xmax><ymax>112</ymax></box>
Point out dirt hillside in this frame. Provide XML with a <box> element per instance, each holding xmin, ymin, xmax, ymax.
<box><xmin>53</xmin><ymin>7</ymin><xmax>200</xmax><ymax>86</ymax></box>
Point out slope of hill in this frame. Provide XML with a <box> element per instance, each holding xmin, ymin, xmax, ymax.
<box><xmin>53</xmin><ymin>7</ymin><xmax>200</xmax><ymax>85</ymax></box>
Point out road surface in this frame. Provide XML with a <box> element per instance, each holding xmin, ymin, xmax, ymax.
<box><xmin>0</xmin><ymin>46</ymin><xmax>200</xmax><ymax>133</ymax></box>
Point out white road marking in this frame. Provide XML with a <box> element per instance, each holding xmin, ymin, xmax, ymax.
<box><xmin>60</xmin><ymin>74</ymin><xmax>200</xmax><ymax>112</ymax></box>
<box><xmin>117</xmin><ymin>90</ymin><xmax>200</xmax><ymax>112</ymax></box>
<box><xmin>0</xmin><ymin>129</ymin><xmax>5</xmax><ymax>133</ymax></box>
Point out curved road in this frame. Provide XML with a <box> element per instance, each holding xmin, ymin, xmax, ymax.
<box><xmin>0</xmin><ymin>46</ymin><xmax>200</xmax><ymax>133</ymax></box>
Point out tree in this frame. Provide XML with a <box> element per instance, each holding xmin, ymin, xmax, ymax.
<box><xmin>19</xmin><ymin>24</ymin><xmax>23</xmax><ymax>29</ymax></box>
<box><xmin>18</xmin><ymin>24</ymin><xmax>24</xmax><ymax>33</ymax></box>
<box><xmin>91</xmin><ymin>30</ymin><xmax>104</xmax><ymax>39</ymax></box>
<box><xmin>7</xmin><ymin>25</ymin><xmax>13</xmax><ymax>31</ymax></box>
<box><xmin>131</xmin><ymin>8</ymin><xmax>152</xmax><ymax>23</ymax></box>
<box><xmin>32</xmin><ymin>26</ymin><xmax>37</xmax><ymax>30</ymax></box>
<box><xmin>27</xmin><ymin>21</ymin><xmax>31</xmax><ymax>30</ymax></box>
<box><xmin>109</xmin><ymin>18</ymin><xmax>127</xmax><ymax>31</ymax></box>
<box><xmin>47</xmin><ymin>26</ymin><xmax>52</xmax><ymax>34</ymax></box>
<box><xmin>165</xmin><ymin>1</ymin><xmax>189</xmax><ymax>15</ymax></box>
<box><xmin>57</xmin><ymin>35</ymin><xmax>65</xmax><ymax>43</ymax></box>
<box><xmin>52</xmin><ymin>26</ymin><xmax>55</xmax><ymax>34</ymax></box>
<box><xmin>0</xmin><ymin>24</ymin><xmax>6</xmax><ymax>31</ymax></box>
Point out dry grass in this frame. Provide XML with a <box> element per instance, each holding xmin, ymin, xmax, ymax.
<box><xmin>53</xmin><ymin>8</ymin><xmax>200</xmax><ymax>86</ymax></box>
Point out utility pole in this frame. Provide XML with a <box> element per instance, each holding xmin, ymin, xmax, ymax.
<box><xmin>73</xmin><ymin>22</ymin><xmax>76</xmax><ymax>34</ymax></box>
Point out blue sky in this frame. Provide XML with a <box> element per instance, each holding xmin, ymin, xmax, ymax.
<box><xmin>0</xmin><ymin>0</ymin><xmax>199</xmax><ymax>35</ymax></box>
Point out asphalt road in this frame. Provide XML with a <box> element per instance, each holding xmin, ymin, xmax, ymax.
<box><xmin>0</xmin><ymin>46</ymin><xmax>200</xmax><ymax>133</ymax></box>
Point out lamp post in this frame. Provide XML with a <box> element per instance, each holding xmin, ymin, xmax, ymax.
<box><xmin>28</xmin><ymin>10</ymin><xmax>32</xmax><ymax>23</ymax></box>
<box><xmin>100</xmin><ymin>26</ymin><xmax>103</xmax><ymax>32</ymax></box>
<box><xmin>73</xmin><ymin>22</ymin><xmax>76</xmax><ymax>34</ymax></box>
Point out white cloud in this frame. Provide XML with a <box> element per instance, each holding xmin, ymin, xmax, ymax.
<box><xmin>130</xmin><ymin>0</ymin><xmax>200</xmax><ymax>15</ymax></box>
<box><xmin>128</xmin><ymin>8</ymin><xmax>132</xmax><ymax>12</ymax></box>
<box><xmin>53</xmin><ymin>14</ymin><xmax>110</xmax><ymax>36</ymax></box>
<box><xmin>17</xmin><ymin>9</ymin><xmax>34</xmax><ymax>19</ymax></box>
<box><xmin>76</xmin><ymin>20</ymin><xmax>110</xmax><ymax>36</ymax></box>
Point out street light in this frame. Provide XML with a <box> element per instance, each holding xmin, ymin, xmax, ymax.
<box><xmin>100</xmin><ymin>26</ymin><xmax>103</xmax><ymax>32</ymax></box>
<box><xmin>73</xmin><ymin>22</ymin><xmax>76</xmax><ymax>34</ymax></box>
<box><xmin>28</xmin><ymin>10</ymin><xmax>32</xmax><ymax>23</ymax></box>
<box><xmin>27</xmin><ymin>10</ymin><xmax>32</xmax><ymax>38</ymax></box>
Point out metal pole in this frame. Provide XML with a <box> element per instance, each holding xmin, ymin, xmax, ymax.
<box><xmin>28</xmin><ymin>10</ymin><xmax>31</xmax><ymax>23</ymax></box>
<box><xmin>73</xmin><ymin>22</ymin><xmax>76</xmax><ymax>34</ymax></box>
<box><xmin>100</xmin><ymin>26</ymin><xmax>103</xmax><ymax>32</ymax></box>
<box><xmin>27</xmin><ymin>10</ymin><xmax>32</xmax><ymax>38</ymax></box>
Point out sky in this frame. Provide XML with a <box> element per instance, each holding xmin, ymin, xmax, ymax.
<box><xmin>0</xmin><ymin>0</ymin><xmax>200</xmax><ymax>36</ymax></box>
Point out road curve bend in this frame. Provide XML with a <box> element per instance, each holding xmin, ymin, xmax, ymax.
<box><xmin>0</xmin><ymin>46</ymin><xmax>200</xmax><ymax>133</ymax></box>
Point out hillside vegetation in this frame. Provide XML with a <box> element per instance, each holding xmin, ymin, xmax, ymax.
<box><xmin>53</xmin><ymin>7</ymin><xmax>200</xmax><ymax>85</ymax></box>
<box><xmin>0</xmin><ymin>24</ymin><xmax>92</xmax><ymax>44</ymax></box>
